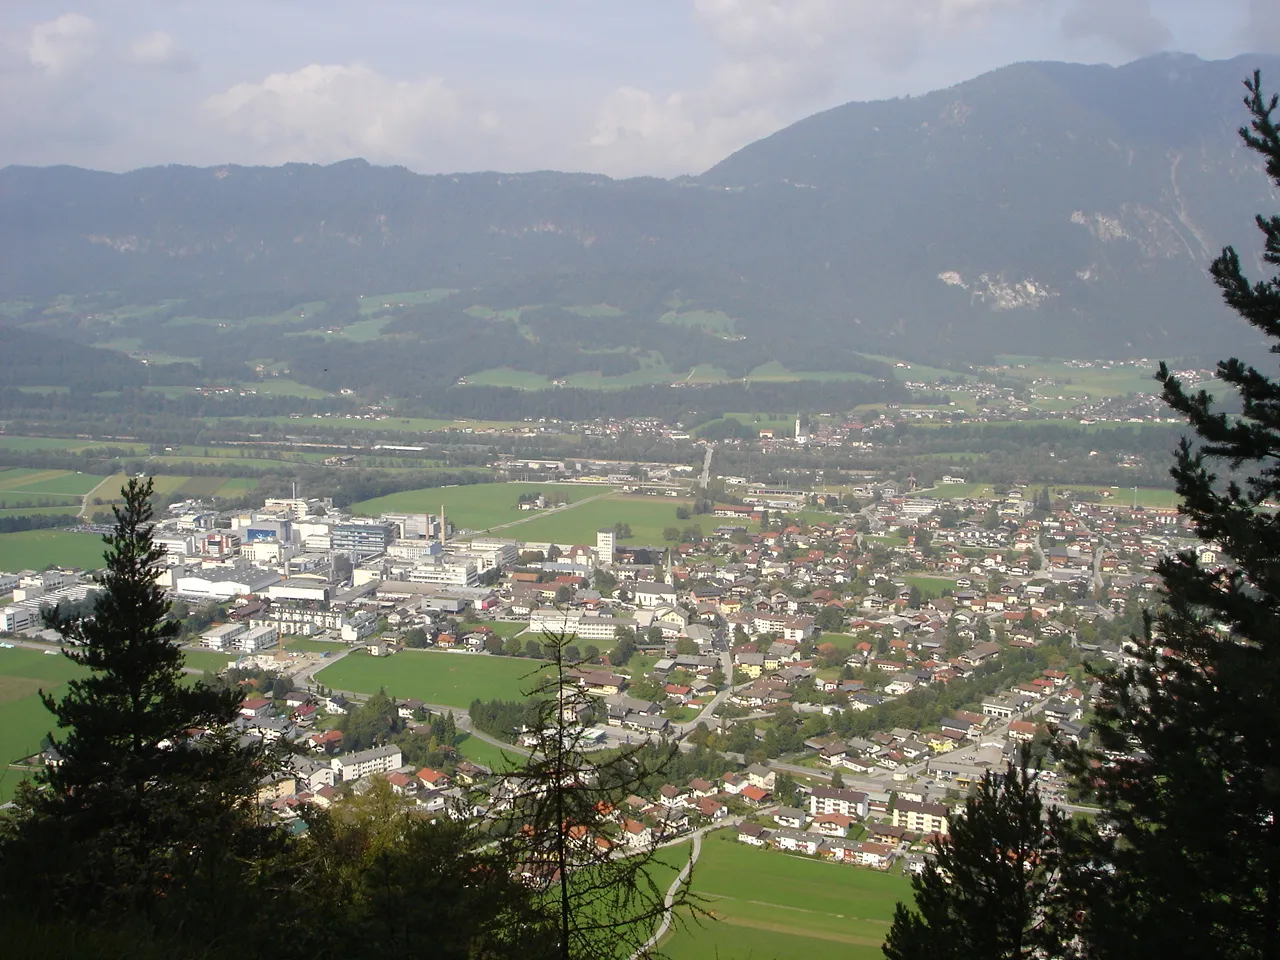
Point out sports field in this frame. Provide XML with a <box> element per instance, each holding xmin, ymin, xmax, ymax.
<box><xmin>503</xmin><ymin>494</ymin><xmax>696</xmax><ymax>545</ymax></box>
<box><xmin>316</xmin><ymin>649</ymin><xmax>549</xmax><ymax>709</ymax></box>
<box><xmin>662</xmin><ymin>834</ymin><xmax>912</xmax><ymax>960</ymax></box>
<box><xmin>0</xmin><ymin>648</ymin><xmax>84</xmax><ymax>802</ymax></box>
<box><xmin>181</xmin><ymin>649</ymin><xmax>238</xmax><ymax>673</ymax></box>
<box><xmin>0</xmin><ymin>530</ymin><xmax>107</xmax><ymax>571</ymax></box>
<box><xmin>350</xmin><ymin>482</ymin><xmax>616</xmax><ymax>532</ymax></box>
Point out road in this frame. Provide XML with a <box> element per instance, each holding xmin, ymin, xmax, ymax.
<box><xmin>698</xmin><ymin>445</ymin><xmax>713</xmax><ymax>489</ymax></box>
<box><xmin>633</xmin><ymin>828</ymin><xmax>703</xmax><ymax>960</ymax></box>
<box><xmin>672</xmin><ymin>648</ymin><xmax>736</xmax><ymax>736</ymax></box>
<box><xmin>78</xmin><ymin>472</ymin><xmax>121</xmax><ymax>519</ymax></box>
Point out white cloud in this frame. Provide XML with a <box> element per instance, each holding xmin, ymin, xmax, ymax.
<box><xmin>127</xmin><ymin>30</ymin><xmax>183</xmax><ymax>68</ymax></box>
<box><xmin>204</xmin><ymin>63</ymin><xmax>496</xmax><ymax>167</ymax></box>
<box><xmin>585</xmin><ymin>0</ymin><xmax>1034</xmax><ymax>176</ymax></box>
<box><xmin>1062</xmin><ymin>0</ymin><xmax>1172</xmax><ymax>56</ymax></box>
<box><xmin>27</xmin><ymin>12</ymin><xmax>98</xmax><ymax>76</ymax></box>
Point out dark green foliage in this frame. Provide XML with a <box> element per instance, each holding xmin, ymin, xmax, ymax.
<box><xmin>469</xmin><ymin>697</ymin><xmax>542</xmax><ymax>742</ymax></box>
<box><xmin>301</xmin><ymin>778</ymin><xmax>547</xmax><ymax>960</ymax></box>
<box><xmin>1064</xmin><ymin>73</ymin><xmax>1280</xmax><ymax>960</ymax></box>
<box><xmin>884</xmin><ymin>761</ymin><xmax>1073</xmax><ymax>960</ymax></box>
<box><xmin>0</xmin><ymin>479</ymin><xmax>282</xmax><ymax>924</ymax></box>
<box><xmin>338</xmin><ymin>687</ymin><xmax>399</xmax><ymax>752</ymax></box>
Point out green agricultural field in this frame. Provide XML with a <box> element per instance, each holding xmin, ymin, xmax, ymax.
<box><xmin>0</xmin><ymin>531</ymin><xmax>106</xmax><ymax>571</ymax></box>
<box><xmin>567</xmin><ymin>303</ymin><xmax>626</xmax><ymax>318</ymax></box>
<box><xmin>358</xmin><ymin>289</ymin><xmax>457</xmax><ymax>315</ymax></box>
<box><xmin>316</xmin><ymin>649</ymin><xmax>549</xmax><ymax>709</ymax></box>
<box><xmin>238</xmin><ymin>379</ymin><xmax>332</xmax><ymax>398</ymax></box>
<box><xmin>0</xmin><ymin>647</ymin><xmax>84</xmax><ymax>802</ymax></box>
<box><xmin>662</xmin><ymin>835</ymin><xmax>912</xmax><ymax>960</ymax></box>
<box><xmin>238</xmin><ymin>414</ymin><xmax>459</xmax><ymax>433</ymax></box>
<box><xmin>659</xmin><ymin>308</ymin><xmax>738</xmax><ymax>337</ymax></box>
<box><xmin>351</xmin><ymin>482</ymin><xmax>615</xmax><ymax>532</ymax></box>
<box><xmin>0</xmin><ymin>505</ymin><xmax>81</xmax><ymax>519</ymax></box>
<box><xmin>505</xmin><ymin>494</ymin><xmax>695</xmax><ymax>545</ymax></box>
<box><xmin>993</xmin><ymin>357</ymin><xmax>1160</xmax><ymax>399</ymax></box>
<box><xmin>0</xmin><ymin>469</ymin><xmax>103</xmax><ymax>497</ymax></box>
<box><xmin>216</xmin><ymin>477</ymin><xmax>260</xmax><ymax>493</ymax></box>
<box><xmin>0</xmin><ymin>436</ymin><xmax>102</xmax><ymax>453</ymax></box>
<box><xmin>746</xmin><ymin>362</ymin><xmax>873</xmax><ymax>383</ymax></box>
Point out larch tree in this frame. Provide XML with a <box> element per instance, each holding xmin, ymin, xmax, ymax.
<box><xmin>494</xmin><ymin>632</ymin><xmax>706</xmax><ymax>959</ymax></box>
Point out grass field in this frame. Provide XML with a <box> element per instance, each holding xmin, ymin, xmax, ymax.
<box><xmin>0</xmin><ymin>530</ymin><xmax>106</xmax><ymax>571</ymax></box>
<box><xmin>0</xmin><ymin>648</ymin><xmax>84</xmax><ymax>802</ymax></box>
<box><xmin>351</xmin><ymin>482</ymin><xmax>616</xmax><ymax>532</ymax></box>
<box><xmin>662</xmin><ymin>834</ymin><xmax>912</xmax><ymax>960</ymax></box>
<box><xmin>506</xmin><ymin>494</ymin><xmax>696</xmax><ymax>545</ymax></box>
<box><xmin>901</xmin><ymin>575</ymin><xmax>960</xmax><ymax>599</ymax></box>
<box><xmin>180</xmin><ymin>649</ymin><xmax>239</xmax><ymax>673</ymax></box>
<box><xmin>455</xmin><ymin>732</ymin><xmax>523</xmax><ymax>770</ymax></box>
<box><xmin>90</xmin><ymin>472</ymin><xmax>259</xmax><ymax>504</ymax></box>
<box><xmin>316</xmin><ymin>649</ymin><xmax>549</xmax><ymax>709</ymax></box>
<box><xmin>0</xmin><ymin>469</ymin><xmax>103</xmax><ymax>498</ymax></box>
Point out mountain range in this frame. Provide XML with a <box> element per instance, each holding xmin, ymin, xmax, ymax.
<box><xmin>1</xmin><ymin>52</ymin><xmax>1278</xmax><ymax>388</ymax></box>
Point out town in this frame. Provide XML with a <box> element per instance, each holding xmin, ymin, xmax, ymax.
<box><xmin>0</xmin><ymin>457</ymin><xmax>1201</xmax><ymax>879</ymax></box>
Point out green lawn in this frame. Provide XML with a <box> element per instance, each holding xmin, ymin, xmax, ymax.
<box><xmin>0</xmin><ymin>648</ymin><xmax>85</xmax><ymax>802</ymax></box>
<box><xmin>455</xmin><ymin>732</ymin><xmax>522</xmax><ymax>770</ymax></box>
<box><xmin>460</xmin><ymin>621</ymin><xmax>527</xmax><ymax>639</ymax></box>
<box><xmin>0</xmin><ymin>531</ymin><xmax>106</xmax><ymax>571</ymax></box>
<box><xmin>351</xmin><ymin>482</ymin><xmax>615</xmax><ymax>532</ymax></box>
<box><xmin>663</xmin><ymin>834</ymin><xmax>912</xmax><ymax>960</ymax></box>
<box><xmin>180</xmin><ymin>649</ymin><xmax>239</xmax><ymax>673</ymax></box>
<box><xmin>316</xmin><ymin>650</ymin><xmax>549</xmax><ymax>709</ymax></box>
<box><xmin>901</xmin><ymin>575</ymin><xmax>960</xmax><ymax>600</ymax></box>
<box><xmin>503</xmin><ymin>494</ymin><xmax>695</xmax><ymax>545</ymax></box>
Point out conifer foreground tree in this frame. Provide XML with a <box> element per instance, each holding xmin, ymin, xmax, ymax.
<box><xmin>0</xmin><ymin>479</ymin><xmax>282</xmax><ymax>921</ymax></box>
<box><xmin>883</xmin><ymin>759</ymin><xmax>1074</xmax><ymax>960</ymax></box>
<box><xmin>495</xmin><ymin>632</ymin><xmax>706</xmax><ymax>960</ymax></box>
<box><xmin>1066</xmin><ymin>73</ymin><xmax>1280</xmax><ymax>960</ymax></box>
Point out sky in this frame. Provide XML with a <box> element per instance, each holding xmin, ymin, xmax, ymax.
<box><xmin>1</xmin><ymin>1</ymin><xmax>1276</xmax><ymax>179</ymax></box>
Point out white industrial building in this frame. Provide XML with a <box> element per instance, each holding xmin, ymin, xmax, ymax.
<box><xmin>172</xmin><ymin>567</ymin><xmax>282</xmax><ymax>601</ymax></box>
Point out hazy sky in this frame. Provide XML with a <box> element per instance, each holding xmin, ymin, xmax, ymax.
<box><xmin>2</xmin><ymin>1</ymin><xmax>1275</xmax><ymax>178</ymax></box>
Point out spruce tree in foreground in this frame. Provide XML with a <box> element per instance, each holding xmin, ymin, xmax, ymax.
<box><xmin>883</xmin><ymin>759</ymin><xmax>1074</xmax><ymax>960</ymax></box>
<box><xmin>1065</xmin><ymin>73</ymin><xmax>1280</xmax><ymax>960</ymax></box>
<box><xmin>0</xmin><ymin>479</ymin><xmax>281</xmax><ymax>921</ymax></box>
